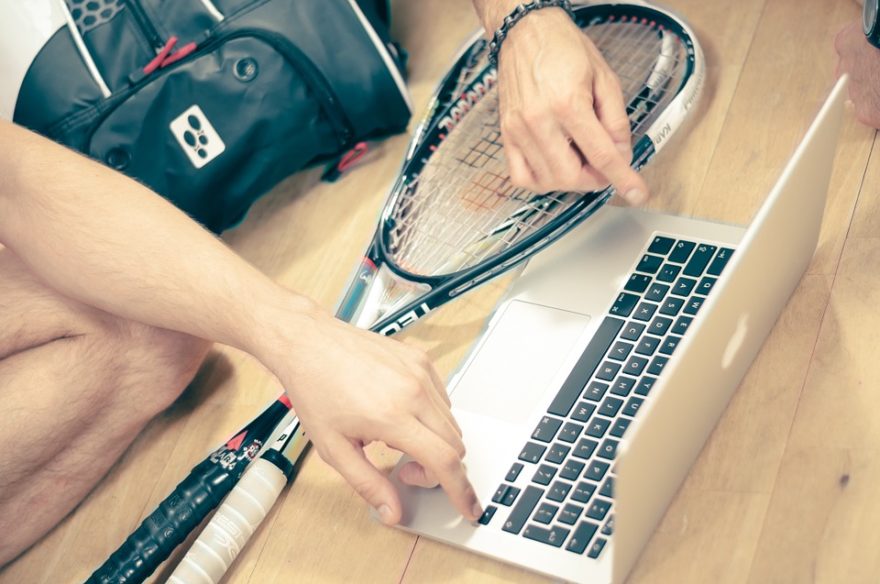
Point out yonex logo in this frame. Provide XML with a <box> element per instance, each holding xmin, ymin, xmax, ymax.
<box><xmin>170</xmin><ymin>105</ymin><xmax>226</xmax><ymax>169</ymax></box>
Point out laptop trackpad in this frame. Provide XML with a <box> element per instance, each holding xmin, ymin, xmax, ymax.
<box><xmin>452</xmin><ymin>300</ymin><xmax>592</xmax><ymax>425</ymax></box>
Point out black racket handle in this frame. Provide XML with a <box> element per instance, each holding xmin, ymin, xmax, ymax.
<box><xmin>85</xmin><ymin>456</ymin><xmax>243</xmax><ymax>584</ymax></box>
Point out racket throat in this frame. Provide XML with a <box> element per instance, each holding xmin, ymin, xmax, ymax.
<box><xmin>353</xmin><ymin>264</ymin><xmax>431</xmax><ymax>331</ymax></box>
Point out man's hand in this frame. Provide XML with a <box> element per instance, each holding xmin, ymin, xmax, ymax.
<box><xmin>836</xmin><ymin>20</ymin><xmax>880</xmax><ymax>128</ymax></box>
<box><xmin>474</xmin><ymin>3</ymin><xmax>649</xmax><ymax>204</ymax></box>
<box><xmin>253</xmin><ymin>296</ymin><xmax>480</xmax><ymax>526</ymax></box>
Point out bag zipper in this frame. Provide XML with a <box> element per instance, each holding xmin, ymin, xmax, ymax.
<box><xmin>126</xmin><ymin>0</ymin><xmax>165</xmax><ymax>51</ymax></box>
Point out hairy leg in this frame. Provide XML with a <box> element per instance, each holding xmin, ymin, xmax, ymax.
<box><xmin>0</xmin><ymin>249</ymin><xmax>210</xmax><ymax>566</ymax></box>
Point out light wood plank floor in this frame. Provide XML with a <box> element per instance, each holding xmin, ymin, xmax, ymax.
<box><xmin>2</xmin><ymin>0</ymin><xmax>877</xmax><ymax>582</ymax></box>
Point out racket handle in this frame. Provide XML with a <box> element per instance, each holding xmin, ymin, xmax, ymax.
<box><xmin>167</xmin><ymin>454</ymin><xmax>291</xmax><ymax>584</ymax></box>
<box><xmin>85</xmin><ymin>458</ymin><xmax>240</xmax><ymax>584</ymax></box>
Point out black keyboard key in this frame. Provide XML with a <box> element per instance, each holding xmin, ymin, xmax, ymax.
<box><xmin>600</xmin><ymin>476</ymin><xmax>614</xmax><ymax>498</ymax></box>
<box><xmin>531</xmin><ymin>416</ymin><xmax>563</xmax><ymax>443</ymax></box>
<box><xmin>587</xmin><ymin>537</ymin><xmax>608</xmax><ymax>559</ymax></box>
<box><xmin>659</xmin><ymin>335</ymin><xmax>681</xmax><ymax>356</ymax></box>
<box><xmin>559</xmin><ymin>504</ymin><xmax>584</xmax><ymax>525</ymax></box>
<box><xmin>610</xmin><ymin>292</ymin><xmax>639</xmax><ymax>318</ymax></box>
<box><xmin>610</xmin><ymin>375</ymin><xmax>636</xmax><ymax>396</ymax></box>
<box><xmin>635</xmin><ymin>376</ymin><xmax>657</xmax><ymax>396</ymax></box>
<box><xmin>608</xmin><ymin>341</ymin><xmax>634</xmax><ymax>362</ymax></box>
<box><xmin>684</xmin><ymin>296</ymin><xmax>705</xmax><ymax>315</ymax></box>
<box><xmin>506</xmin><ymin>462</ymin><xmax>524</xmax><ymax>482</ymax></box>
<box><xmin>620</xmin><ymin>321</ymin><xmax>646</xmax><ymax>341</ymax></box>
<box><xmin>519</xmin><ymin>442</ymin><xmax>547</xmax><ymax>464</ymax></box>
<box><xmin>635</xmin><ymin>335</ymin><xmax>660</xmax><ymax>356</ymax></box>
<box><xmin>601</xmin><ymin>515</ymin><xmax>615</xmax><ymax>536</ymax></box>
<box><xmin>671</xmin><ymin>277</ymin><xmax>698</xmax><ymax>297</ymax></box>
<box><xmin>659</xmin><ymin>296</ymin><xmax>684</xmax><ymax>316</ymax></box>
<box><xmin>586</xmin><ymin>416</ymin><xmax>611</xmax><ymax>438</ymax></box>
<box><xmin>545</xmin><ymin>443</ymin><xmax>571</xmax><ymax>464</ymax></box>
<box><xmin>534</xmin><ymin>503</ymin><xmax>558</xmax><ymax>524</ymax></box>
<box><xmin>523</xmin><ymin>524</ymin><xmax>570</xmax><ymax>548</ymax></box>
<box><xmin>597</xmin><ymin>396</ymin><xmax>623</xmax><ymax>417</ymax></box>
<box><xmin>657</xmin><ymin>263</ymin><xmax>681</xmax><ymax>283</ymax></box>
<box><xmin>571</xmin><ymin>481</ymin><xmax>597</xmax><ymax>503</ymax></box>
<box><xmin>492</xmin><ymin>484</ymin><xmax>510</xmax><ymax>504</ymax></box>
<box><xmin>668</xmin><ymin>240</ymin><xmax>696</xmax><ymax>263</ymax></box>
<box><xmin>502</xmin><ymin>486</ymin><xmax>521</xmax><ymax>506</ymax></box>
<box><xmin>695</xmin><ymin>276</ymin><xmax>717</xmax><ymax>296</ymax></box>
<box><xmin>587</xmin><ymin>498</ymin><xmax>612</xmax><ymax>521</ymax></box>
<box><xmin>648</xmin><ymin>316</ymin><xmax>674</xmax><ymax>336</ymax></box>
<box><xmin>622</xmin><ymin>396</ymin><xmax>644</xmax><ymax>418</ymax></box>
<box><xmin>647</xmin><ymin>356</ymin><xmax>668</xmax><ymax>377</ymax></box>
<box><xmin>479</xmin><ymin>506</ymin><xmax>497</xmax><ymax>525</ymax></box>
<box><xmin>558</xmin><ymin>422</ymin><xmax>584</xmax><ymax>443</ymax></box>
<box><xmin>585</xmin><ymin>460</ymin><xmax>610</xmax><ymax>482</ymax></box>
<box><xmin>560</xmin><ymin>459</ymin><xmax>585</xmax><ymax>481</ymax></box>
<box><xmin>683</xmin><ymin>244</ymin><xmax>717</xmax><ymax>277</ymax></box>
<box><xmin>622</xmin><ymin>354</ymin><xmax>649</xmax><ymax>376</ymax></box>
<box><xmin>624</xmin><ymin>274</ymin><xmax>652</xmax><ymax>294</ymax></box>
<box><xmin>597</xmin><ymin>438</ymin><xmax>619</xmax><ymax>460</ymax></box>
<box><xmin>609</xmin><ymin>418</ymin><xmax>630</xmax><ymax>438</ymax></box>
<box><xmin>707</xmin><ymin>247</ymin><xmax>734</xmax><ymax>276</ymax></box>
<box><xmin>636</xmin><ymin>254</ymin><xmax>663</xmax><ymax>274</ymax></box>
<box><xmin>647</xmin><ymin>235</ymin><xmax>675</xmax><ymax>255</ymax></box>
<box><xmin>548</xmin><ymin>316</ymin><xmax>624</xmax><ymax>416</ymax></box>
<box><xmin>633</xmin><ymin>302</ymin><xmax>658</xmax><ymax>322</ymax></box>
<box><xmin>572</xmin><ymin>438</ymin><xmax>598</xmax><ymax>459</ymax></box>
<box><xmin>532</xmin><ymin>464</ymin><xmax>557</xmax><ymax>486</ymax></box>
<box><xmin>583</xmin><ymin>381</ymin><xmax>609</xmax><ymax>401</ymax></box>
<box><xmin>502</xmin><ymin>486</ymin><xmax>544</xmax><ymax>534</ymax></box>
<box><xmin>571</xmin><ymin>401</ymin><xmax>596</xmax><ymax>422</ymax></box>
<box><xmin>547</xmin><ymin>480</ymin><xmax>573</xmax><ymax>502</ymax></box>
<box><xmin>566</xmin><ymin>520</ymin><xmax>599</xmax><ymax>554</ymax></box>
<box><xmin>596</xmin><ymin>361</ymin><xmax>621</xmax><ymax>381</ymax></box>
<box><xmin>672</xmin><ymin>315</ymin><xmax>692</xmax><ymax>336</ymax></box>
<box><xmin>644</xmin><ymin>283</ymin><xmax>670</xmax><ymax>303</ymax></box>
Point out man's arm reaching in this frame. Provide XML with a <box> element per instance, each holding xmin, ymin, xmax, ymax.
<box><xmin>0</xmin><ymin>120</ymin><xmax>481</xmax><ymax>524</ymax></box>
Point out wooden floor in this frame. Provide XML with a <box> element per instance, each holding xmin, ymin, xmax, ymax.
<box><xmin>3</xmin><ymin>0</ymin><xmax>878</xmax><ymax>582</ymax></box>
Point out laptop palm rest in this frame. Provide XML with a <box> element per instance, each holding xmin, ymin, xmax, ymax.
<box><xmin>451</xmin><ymin>299</ymin><xmax>592</xmax><ymax>425</ymax></box>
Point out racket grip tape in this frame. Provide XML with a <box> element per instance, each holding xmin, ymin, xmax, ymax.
<box><xmin>167</xmin><ymin>457</ymin><xmax>290</xmax><ymax>584</ymax></box>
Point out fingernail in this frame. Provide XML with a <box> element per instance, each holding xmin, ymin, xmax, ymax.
<box><xmin>624</xmin><ymin>188</ymin><xmax>647</xmax><ymax>206</ymax></box>
<box><xmin>471</xmin><ymin>501</ymin><xmax>484</xmax><ymax>520</ymax></box>
<box><xmin>378</xmin><ymin>504</ymin><xmax>394</xmax><ymax>524</ymax></box>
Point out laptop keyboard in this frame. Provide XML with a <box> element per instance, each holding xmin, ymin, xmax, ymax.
<box><xmin>477</xmin><ymin>234</ymin><xmax>735</xmax><ymax>559</ymax></box>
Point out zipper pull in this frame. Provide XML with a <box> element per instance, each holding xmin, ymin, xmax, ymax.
<box><xmin>322</xmin><ymin>142</ymin><xmax>370</xmax><ymax>182</ymax></box>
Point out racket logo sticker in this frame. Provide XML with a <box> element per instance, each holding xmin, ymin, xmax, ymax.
<box><xmin>379</xmin><ymin>302</ymin><xmax>432</xmax><ymax>336</ymax></box>
<box><xmin>437</xmin><ymin>69</ymin><xmax>497</xmax><ymax>134</ymax></box>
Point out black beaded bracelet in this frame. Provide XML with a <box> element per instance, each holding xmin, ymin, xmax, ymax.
<box><xmin>487</xmin><ymin>0</ymin><xmax>575</xmax><ymax>67</ymax></box>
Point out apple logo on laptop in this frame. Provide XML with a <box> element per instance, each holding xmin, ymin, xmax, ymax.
<box><xmin>722</xmin><ymin>313</ymin><xmax>749</xmax><ymax>369</ymax></box>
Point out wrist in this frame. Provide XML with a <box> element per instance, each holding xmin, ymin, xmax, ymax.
<box><xmin>242</xmin><ymin>282</ymin><xmax>326</xmax><ymax>365</ymax></box>
<box><xmin>485</xmin><ymin>1</ymin><xmax>575</xmax><ymax>66</ymax></box>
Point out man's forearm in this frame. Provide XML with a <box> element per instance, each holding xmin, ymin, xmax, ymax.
<box><xmin>0</xmin><ymin>121</ymin><xmax>311</xmax><ymax>357</ymax></box>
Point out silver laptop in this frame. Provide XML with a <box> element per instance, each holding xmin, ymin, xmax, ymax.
<box><xmin>388</xmin><ymin>77</ymin><xmax>848</xmax><ymax>583</ymax></box>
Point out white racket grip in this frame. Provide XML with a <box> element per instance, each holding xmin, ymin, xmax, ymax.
<box><xmin>168</xmin><ymin>458</ymin><xmax>287</xmax><ymax>584</ymax></box>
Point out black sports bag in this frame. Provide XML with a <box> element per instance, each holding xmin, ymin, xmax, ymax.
<box><xmin>8</xmin><ymin>0</ymin><xmax>412</xmax><ymax>233</ymax></box>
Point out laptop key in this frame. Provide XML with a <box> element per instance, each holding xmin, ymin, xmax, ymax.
<box><xmin>707</xmin><ymin>247</ymin><xmax>734</xmax><ymax>276</ymax></box>
<box><xmin>572</xmin><ymin>481</ymin><xmax>597</xmax><ymax>503</ymax></box>
<box><xmin>571</xmin><ymin>401</ymin><xmax>596</xmax><ymax>422</ymax></box>
<box><xmin>585</xmin><ymin>460</ymin><xmax>610</xmax><ymax>482</ymax></box>
<box><xmin>559</xmin><ymin>422</ymin><xmax>584</xmax><ymax>443</ymax></box>
<box><xmin>587</xmin><ymin>537</ymin><xmax>608</xmax><ymax>559</ymax></box>
<box><xmin>600</xmin><ymin>476</ymin><xmax>614</xmax><ymax>498</ymax></box>
<box><xmin>502</xmin><ymin>486</ymin><xmax>521</xmax><ymax>506</ymax></box>
<box><xmin>610</xmin><ymin>292</ymin><xmax>639</xmax><ymax>318</ymax></box>
<box><xmin>519</xmin><ymin>442</ymin><xmax>547</xmax><ymax>464</ymax></box>
<box><xmin>683</xmin><ymin>244</ymin><xmax>717</xmax><ymax>277</ymax></box>
<box><xmin>695</xmin><ymin>276</ymin><xmax>717</xmax><ymax>296</ymax></box>
<box><xmin>648</xmin><ymin>235</ymin><xmax>676</xmax><ymax>255</ymax></box>
<box><xmin>644</xmin><ymin>283</ymin><xmax>669</xmax><ymax>303</ymax></box>
<box><xmin>659</xmin><ymin>335</ymin><xmax>681</xmax><ymax>356</ymax></box>
<box><xmin>624</xmin><ymin>274</ymin><xmax>652</xmax><ymax>294</ymax></box>
<box><xmin>636</xmin><ymin>254</ymin><xmax>663</xmax><ymax>274</ymax></box>
<box><xmin>532</xmin><ymin>464</ymin><xmax>557</xmax><ymax>486</ymax></box>
<box><xmin>596</xmin><ymin>361</ymin><xmax>621</xmax><ymax>381</ymax></box>
<box><xmin>531</xmin><ymin>416</ymin><xmax>563</xmax><ymax>443</ymax></box>
<box><xmin>657</xmin><ymin>263</ymin><xmax>681</xmax><ymax>283</ymax></box>
<box><xmin>547</xmin><ymin>316</ymin><xmax>624</xmax><ymax>417</ymax></box>
<box><xmin>622</xmin><ymin>396</ymin><xmax>644</xmax><ymax>418</ymax></box>
<box><xmin>623</xmin><ymin>355</ymin><xmax>649</xmax><ymax>376</ymax></box>
<box><xmin>505</xmin><ymin>462</ymin><xmax>524</xmax><ymax>482</ymax></box>
<box><xmin>523</xmin><ymin>524</ymin><xmax>570</xmax><ymax>548</ymax></box>
<box><xmin>684</xmin><ymin>296</ymin><xmax>705</xmax><ymax>315</ymax></box>
<box><xmin>587</xmin><ymin>498</ymin><xmax>612</xmax><ymax>521</ymax></box>
<box><xmin>635</xmin><ymin>335</ymin><xmax>661</xmax><ymax>356</ymax></box>
<box><xmin>492</xmin><ymin>484</ymin><xmax>510</xmax><ymax>504</ymax></box>
<box><xmin>597</xmin><ymin>438</ymin><xmax>619</xmax><ymax>460</ymax></box>
<box><xmin>545</xmin><ymin>443</ymin><xmax>571</xmax><ymax>464</ymax></box>
<box><xmin>672</xmin><ymin>315</ymin><xmax>693</xmax><ymax>336</ymax></box>
<box><xmin>602</xmin><ymin>515</ymin><xmax>615</xmax><ymax>536</ymax></box>
<box><xmin>608</xmin><ymin>341</ymin><xmax>634</xmax><ymax>361</ymax></box>
<box><xmin>648</xmin><ymin>315</ymin><xmax>674</xmax><ymax>336</ymax></box>
<box><xmin>620</xmin><ymin>321</ymin><xmax>646</xmax><ymax>341</ymax></box>
<box><xmin>572</xmin><ymin>438</ymin><xmax>599</xmax><ymax>459</ymax></box>
<box><xmin>586</xmin><ymin>416</ymin><xmax>611</xmax><ymax>438</ymax></box>
<box><xmin>633</xmin><ymin>302</ymin><xmax>658</xmax><ymax>322</ymax></box>
<box><xmin>566</xmin><ymin>520</ymin><xmax>599</xmax><ymax>554</ymax></box>
<box><xmin>671</xmin><ymin>277</ymin><xmax>698</xmax><ymax>297</ymax></box>
<box><xmin>478</xmin><ymin>506</ymin><xmax>497</xmax><ymax>525</ymax></box>
<box><xmin>534</xmin><ymin>503</ymin><xmax>558</xmax><ymax>524</ymax></box>
<box><xmin>559</xmin><ymin>504</ymin><xmax>584</xmax><ymax>525</ymax></box>
<box><xmin>547</xmin><ymin>480</ymin><xmax>573</xmax><ymax>502</ymax></box>
<box><xmin>598</xmin><ymin>396</ymin><xmax>624</xmax><ymax>417</ymax></box>
<box><xmin>502</xmin><ymin>486</ymin><xmax>544</xmax><ymax>534</ymax></box>
<box><xmin>635</xmin><ymin>376</ymin><xmax>657</xmax><ymax>396</ymax></box>
<box><xmin>610</xmin><ymin>375</ymin><xmax>636</xmax><ymax>397</ymax></box>
<box><xmin>583</xmin><ymin>381</ymin><xmax>609</xmax><ymax>402</ymax></box>
<box><xmin>659</xmin><ymin>296</ymin><xmax>684</xmax><ymax>316</ymax></box>
<box><xmin>560</xmin><ymin>459</ymin><xmax>585</xmax><ymax>481</ymax></box>
<box><xmin>668</xmin><ymin>240</ymin><xmax>696</xmax><ymax>263</ymax></box>
<box><xmin>609</xmin><ymin>418</ymin><xmax>630</xmax><ymax>438</ymax></box>
<box><xmin>647</xmin><ymin>356</ymin><xmax>669</xmax><ymax>377</ymax></box>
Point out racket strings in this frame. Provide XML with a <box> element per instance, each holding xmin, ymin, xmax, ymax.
<box><xmin>385</xmin><ymin>19</ymin><xmax>690</xmax><ymax>277</ymax></box>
